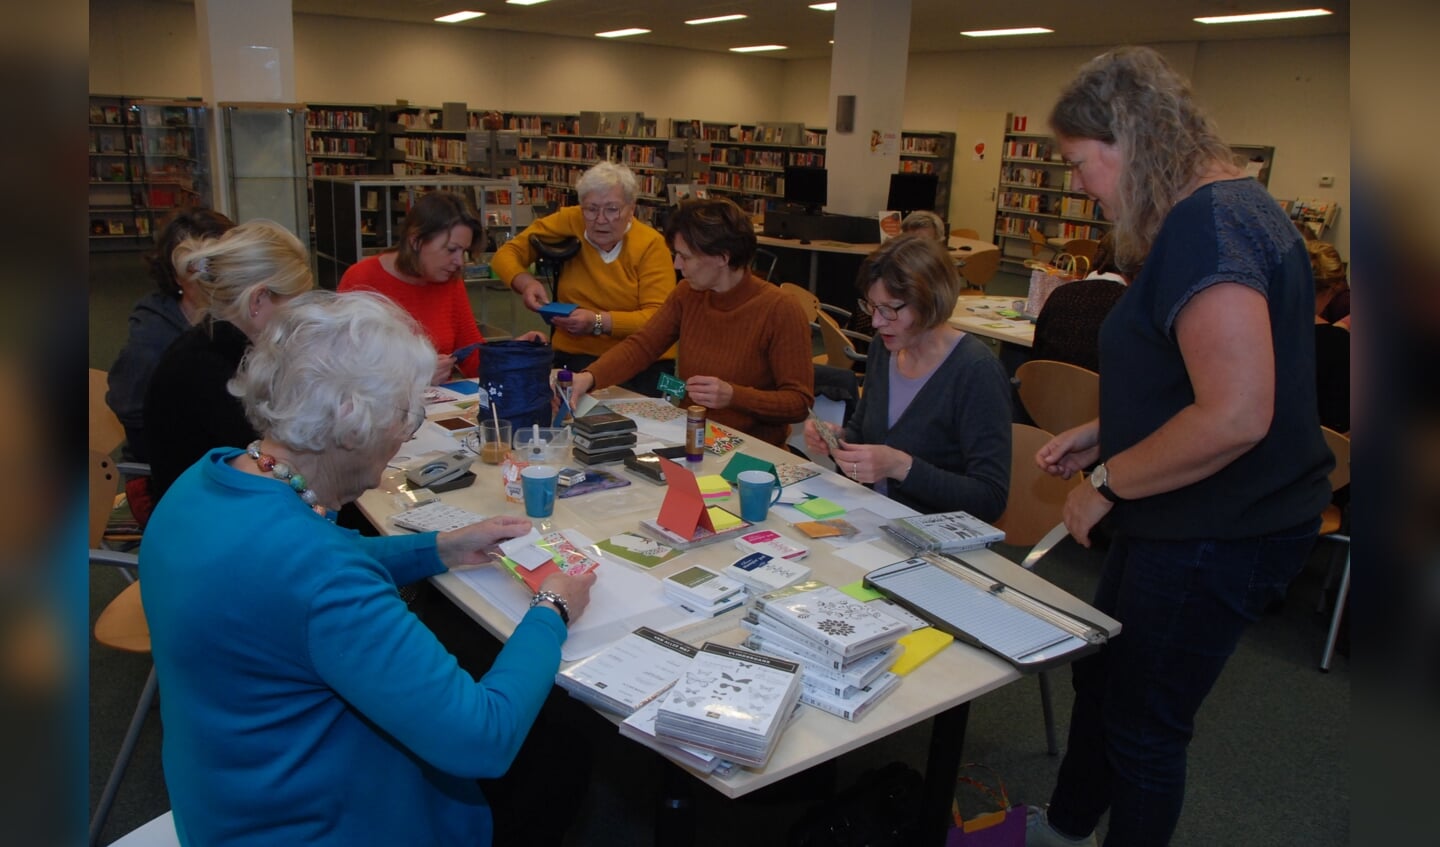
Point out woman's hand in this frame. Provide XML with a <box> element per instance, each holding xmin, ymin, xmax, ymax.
<box><xmin>830</xmin><ymin>440</ymin><xmax>909</xmax><ymax>485</ymax></box>
<box><xmin>1036</xmin><ymin>420</ymin><xmax>1101</xmax><ymax>479</ymax></box>
<box><xmin>802</xmin><ymin>418</ymin><xmax>838</xmax><ymax>456</ymax></box>
<box><xmin>552</xmin><ymin>308</ymin><xmax>596</xmax><ymax>337</ymax></box>
<box><xmin>549</xmin><ymin>370</ymin><xmax>594</xmax><ymax>418</ymax></box>
<box><xmin>685</xmin><ymin>375</ymin><xmax>733</xmax><ymax>409</ymax></box>
<box><xmin>535</xmin><ymin>570</ymin><xmax>598</xmax><ymax>624</ymax></box>
<box><xmin>432</xmin><ymin>353</ymin><xmax>457</xmax><ymax>385</ymax></box>
<box><xmin>1062</xmin><ymin>482</ymin><xmax>1113</xmax><ymax>548</ymax></box>
<box><xmin>436</xmin><ymin>515</ymin><xmax>534</xmax><ymax>569</ymax></box>
<box><xmin>515</xmin><ymin>273</ymin><xmax>550</xmax><ymax>311</ymax></box>
<box><xmin>513</xmin><ymin>330</ymin><xmax>547</xmax><ymax>344</ymax></box>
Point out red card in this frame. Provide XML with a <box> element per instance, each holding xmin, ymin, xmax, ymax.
<box><xmin>656</xmin><ymin>457</ymin><xmax>715</xmax><ymax>539</ymax></box>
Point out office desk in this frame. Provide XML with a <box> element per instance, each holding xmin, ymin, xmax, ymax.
<box><xmin>949</xmin><ymin>295</ymin><xmax>1036</xmax><ymax>349</ymax></box>
<box><xmin>757</xmin><ymin>234</ymin><xmax>998</xmax><ymax>293</ymax></box>
<box><xmin>358</xmin><ymin>389</ymin><xmax>1116</xmax><ymax>844</ymax></box>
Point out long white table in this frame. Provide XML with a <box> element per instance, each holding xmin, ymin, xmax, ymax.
<box><xmin>949</xmin><ymin>294</ymin><xmax>1036</xmax><ymax>348</ymax></box>
<box><xmin>358</xmin><ymin>387</ymin><xmax>1116</xmax><ymax>843</ymax></box>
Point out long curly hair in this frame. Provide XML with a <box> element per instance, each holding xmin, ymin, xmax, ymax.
<box><xmin>1049</xmin><ymin>46</ymin><xmax>1234</xmax><ymax>272</ymax></box>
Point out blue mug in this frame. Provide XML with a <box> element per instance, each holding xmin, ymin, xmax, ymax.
<box><xmin>521</xmin><ymin>465</ymin><xmax>558</xmax><ymax>518</ymax></box>
<box><xmin>737</xmin><ymin>470</ymin><xmax>782</xmax><ymax>523</ymax></box>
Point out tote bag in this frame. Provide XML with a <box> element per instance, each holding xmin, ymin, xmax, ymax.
<box><xmin>1024</xmin><ymin>253</ymin><xmax>1090</xmax><ymax>318</ymax></box>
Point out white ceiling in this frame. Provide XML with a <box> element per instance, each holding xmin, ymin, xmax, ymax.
<box><xmin>262</xmin><ymin>0</ymin><xmax>1348</xmax><ymax>61</ymax></box>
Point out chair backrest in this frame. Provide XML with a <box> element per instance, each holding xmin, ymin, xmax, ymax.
<box><xmin>1321</xmin><ymin>426</ymin><xmax>1350</xmax><ymax>491</ymax></box>
<box><xmin>1014</xmin><ymin>359</ymin><xmax>1099</xmax><ymax>435</ymax></box>
<box><xmin>995</xmin><ymin>423</ymin><xmax>1083</xmax><ymax>546</ymax></box>
<box><xmin>1028</xmin><ymin>227</ymin><xmax>1052</xmax><ymax>258</ymax></box>
<box><xmin>752</xmin><ymin>248</ymin><xmax>779</xmax><ymax>281</ymax></box>
<box><xmin>91</xmin><ymin>368</ymin><xmax>126</xmax><ymax>457</ymax></box>
<box><xmin>779</xmin><ymin>282</ymin><xmax>820</xmax><ymax>323</ymax></box>
<box><xmin>950</xmin><ymin>228</ymin><xmax>980</xmax><ymax>240</ymax></box>
<box><xmin>958</xmin><ymin>249</ymin><xmax>1001</xmax><ymax>290</ymax></box>
<box><xmin>814</xmin><ymin>310</ymin><xmax>860</xmax><ymax>369</ymax></box>
<box><xmin>1061</xmin><ymin>238</ymin><xmax>1100</xmax><ymax>266</ymax></box>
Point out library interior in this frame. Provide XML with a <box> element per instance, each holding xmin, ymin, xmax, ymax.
<box><xmin>87</xmin><ymin>1</ymin><xmax>1351</xmax><ymax>846</ymax></box>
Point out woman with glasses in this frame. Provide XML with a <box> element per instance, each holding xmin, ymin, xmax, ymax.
<box><xmin>340</xmin><ymin>191</ymin><xmax>543</xmax><ymax>385</ymax></box>
<box><xmin>142</xmin><ymin>290</ymin><xmax>596</xmax><ymax>847</ymax></box>
<box><xmin>803</xmin><ymin>234</ymin><xmax>1011</xmax><ymax>519</ymax></box>
<box><xmin>566</xmin><ymin>197</ymin><xmax>813</xmax><ymax>447</ymax></box>
<box><xmin>493</xmin><ymin>161</ymin><xmax>678</xmax><ymax>395</ymax></box>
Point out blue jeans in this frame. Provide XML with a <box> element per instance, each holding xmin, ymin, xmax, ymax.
<box><xmin>1045</xmin><ymin>520</ymin><xmax>1319</xmax><ymax>846</ymax></box>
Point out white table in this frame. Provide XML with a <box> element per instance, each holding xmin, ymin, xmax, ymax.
<box><xmin>358</xmin><ymin>387</ymin><xmax>1115</xmax><ymax>843</ymax></box>
<box><xmin>949</xmin><ymin>295</ymin><xmax>1036</xmax><ymax>349</ymax></box>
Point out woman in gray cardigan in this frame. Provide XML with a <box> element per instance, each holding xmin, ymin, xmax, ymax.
<box><xmin>803</xmin><ymin>235</ymin><xmax>1011</xmax><ymax>519</ymax></box>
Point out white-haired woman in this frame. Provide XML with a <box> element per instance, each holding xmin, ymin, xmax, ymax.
<box><xmin>492</xmin><ymin>161</ymin><xmax>678</xmax><ymax>394</ymax></box>
<box><xmin>141</xmin><ymin>290</ymin><xmax>595</xmax><ymax>847</ymax></box>
<box><xmin>143</xmin><ymin>219</ymin><xmax>315</xmax><ymax>499</ymax></box>
<box><xmin>1027</xmin><ymin>47</ymin><xmax>1332</xmax><ymax>847</ymax></box>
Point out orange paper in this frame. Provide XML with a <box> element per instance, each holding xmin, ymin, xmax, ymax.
<box><xmin>656</xmin><ymin>457</ymin><xmax>715</xmax><ymax>540</ymax></box>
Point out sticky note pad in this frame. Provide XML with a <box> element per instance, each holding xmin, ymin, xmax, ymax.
<box><xmin>707</xmin><ymin>506</ymin><xmax>743</xmax><ymax>531</ymax></box>
<box><xmin>696</xmin><ymin>475</ymin><xmax>731</xmax><ymax>500</ymax></box>
<box><xmin>794</xmin><ymin>497</ymin><xmax>845</xmax><ymax>519</ymax></box>
<box><xmin>838</xmin><ymin>580</ymin><xmax>884</xmax><ymax>603</ymax></box>
<box><xmin>891</xmin><ymin>627</ymin><xmax>955</xmax><ymax>675</ymax></box>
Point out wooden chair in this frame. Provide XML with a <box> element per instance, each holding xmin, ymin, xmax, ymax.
<box><xmin>779</xmin><ymin>282</ymin><xmax>820</xmax><ymax>323</ymax></box>
<box><xmin>950</xmin><ymin>227</ymin><xmax>979</xmax><ymax>240</ymax></box>
<box><xmin>1060</xmin><ymin>238</ymin><xmax>1100</xmax><ymax>267</ymax></box>
<box><xmin>1028</xmin><ymin>227</ymin><xmax>1055</xmax><ymax>262</ymax></box>
<box><xmin>1317</xmin><ymin>427</ymin><xmax>1350</xmax><ymax>671</ymax></box>
<box><xmin>89</xmin><ymin>400</ymin><xmax>157</xmax><ymax>844</ymax></box>
<box><xmin>994</xmin><ymin>423</ymin><xmax>1085</xmax><ymax>755</ymax></box>
<box><xmin>1014</xmin><ymin>359</ymin><xmax>1100</xmax><ymax>435</ymax></box>
<box><xmin>813</xmin><ymin>310</ymin><xmax>867</xmax><ymax>371</ymax></box>
<box><xmin>957</xmin><ymin>248</ymin><xmax>1001</xmax><ymax>294</ymax></box>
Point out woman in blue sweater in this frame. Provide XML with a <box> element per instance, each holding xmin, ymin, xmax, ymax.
<box><xmin>140</xmin><ymin>291</ymin><xmax>595</xmax><ymax>846</ymax></box>
<box><xmin>802</xmin><ymin>234</ymin><xmax>1011</xmax><ymax>520</ymax></box>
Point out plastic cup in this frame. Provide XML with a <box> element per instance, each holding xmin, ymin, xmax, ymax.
<box><xmin>479</xmin><ymin>420</ymin><xmax>511</xmax><ymax>465</ymax></box>
<box><xmin>521</xmin><ymin>465</ymin><xmax>559</xmax><ymax>518</ymax></box>
<box><xmin>737</xmin><ymin>470</ymin><xmax>782</xmax><ymax>523</ymax></box>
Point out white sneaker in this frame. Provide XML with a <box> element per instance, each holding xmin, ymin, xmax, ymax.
<box><xmin>1025</xmin><ymin>805</ymin><xmax>1097</xmax><ymax>847</ymax></box>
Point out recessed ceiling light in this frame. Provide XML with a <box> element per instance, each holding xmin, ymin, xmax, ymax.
<box><xmin>730</xmin><ymin>44</ymin><xmax>787</xmax><ymax>53</ymax></box>
<box><xmin>809</xmin><ymin>3</ymin><xmax>837</xmax><ymax>11</ymax></box>
<box><xmin>596</xmin><ymin>28</ymin><xmax>652</xmax><ymax>38</ymax></box>
<box><xmin>1195</xmin><ymin>8</ymin><xmax>1332</xmax><ymax>24</ymax></box>
<box><xmin>961</xmin><ymin>27</ymin><xmax>1054</xmax><ymax>37</ymax></box>
<box><xmin>434</xmin><ymin>10</ymin><xmax>485</xmax><ymax>23</ymax></box>
<box><xmin>506</xmin><ymin>0</ymin><xmax>550</xmax><ymax>5</ymax></box>
<box><xmin>687</xmin><ymin>14</ymin><xmax>747</xmax><ymax>25</ymax></box>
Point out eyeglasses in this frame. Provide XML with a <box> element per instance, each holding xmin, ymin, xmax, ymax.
<box><xmin>398</xmin><ymin>406</ymin><xmax>425</xmax><ymax>439</ymax></box>
<box><xmin>856</xmin><ymin>298</ymin><xmax>909</xmax><ymax>321</ymax></box>
<box><xmin>581</xmin><ymin>203</ymin><xmax>629</xmax><ymax>221</ymax></box>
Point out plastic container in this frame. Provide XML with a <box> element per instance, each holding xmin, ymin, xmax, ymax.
<box><xmin>512</xmin><ymin>425</ymin><xmax>572</xmax><ymax>466</ymax></box>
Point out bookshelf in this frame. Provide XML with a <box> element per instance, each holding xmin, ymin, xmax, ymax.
<box><xmin>310</xmin><ymin>175</ymin><xmax>532</xmax><ymax>289</ymax></box>
<box><xmin>898</xmin><ymin>131</ymin><xmax>956</xmax><ymax>215</ymax></box>
<box><xmin>89</xmin><ymin>95</ymin><xmax>213</xmax><ymax>251</ymax></box>
<box><xmin>674</xmin><ymin>119</ymin><xmax>829</xmax><ymax>216</ymax></box>
<box><xmin>304</xmin><ymin>104</ymin><xmax>381</xmax><ymax>177</ymax></box>
<box><xmin>995</xmin><ymin>129</ymin><xmax>1111</xmax><ymax>270</ymax></box>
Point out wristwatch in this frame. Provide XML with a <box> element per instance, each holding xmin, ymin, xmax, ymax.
<box><xmin>1090</xmin><ymin>462</ymin><xmax>1121</xmax><ymax>503</ymax></box>
<box><xmin>592</xmin><ymin>312</ymin><xmax>605</xmax><ymax>336</ymax></box>
<box><xmin>530</xmin><ymin>590</ymin><xmax>570</xmax><ymax>624</ymax></box>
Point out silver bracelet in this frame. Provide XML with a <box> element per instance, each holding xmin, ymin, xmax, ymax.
<box><xmin>530</xmin><ymin>589</ymin><xmax>570</xmax><ymax>625</ymax></box>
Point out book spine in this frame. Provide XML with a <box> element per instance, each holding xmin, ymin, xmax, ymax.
<box><xmin>798</xmin><ymin>686</ymin><xmax>864</xmax><ymax>721</ymax></box>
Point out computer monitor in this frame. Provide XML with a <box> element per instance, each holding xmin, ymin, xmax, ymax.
<box><xmin>886</xmin><ymin>172</ymin><xmax>939</xmax><ymax>216</ymax></box>
<box><xmin>783</xmin><ymin>166</ymin><xmax>827</xmax><ymax>215</ymax></box>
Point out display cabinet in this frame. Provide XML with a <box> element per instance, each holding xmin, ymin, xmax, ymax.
<box><xmin>221</xmin><ymin>102</ymin><xmax>308</xmax><ymax>237</ymax></box>
<box><xmin>311</xmin><ymin>175</ymin><xmax>531</xmax><ymax>289</ymax></box>
<box><xmin>89</xmin><ymin>96</ymin><xmax>212</xmax><ymax>250</ymax></box>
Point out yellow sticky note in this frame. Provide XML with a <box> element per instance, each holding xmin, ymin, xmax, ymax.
<box><xmin>891</xmin><ymin>627</ymin><xmax>954</xmax><ymax>675</ymax></box>
<box><xmin>707</xmin><ymin>506</ymin><xmax>743</xmax><ymax>531</ymax></box>
<box><xmin>696</xmin><ymin>474</ymin><xmax>731</xmax><ymax>499</ymax></box>
<box><xmin>794</xmin><ymin>497</ymin><xmax>844</xmax><ymax>519</ymax></box>
<box><xmin>838</xmin><ymin>580</ymin><xmax>884</xmax><ymax>603</ymax></box>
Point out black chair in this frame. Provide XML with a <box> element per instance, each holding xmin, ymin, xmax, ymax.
<box><xmin>530</xmin><ymin>235</ymin><xmax>581</xmax><ymax>302</ymax></box>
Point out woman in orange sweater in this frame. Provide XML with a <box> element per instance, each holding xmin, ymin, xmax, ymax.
<box><xmin>567</xmin><ymin>198</ymin><xmax>813</xmax><ymax>447</ymax></box>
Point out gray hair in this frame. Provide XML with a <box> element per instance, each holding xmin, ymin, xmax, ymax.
<box><xmin>576</xmin><ymin>161</ymin><xmax>639</xmax><ymax>204</ymax></box>
<box><xmin>229</xmin><ymin>290</ymin><xmax>435</xmax><ymax>454</ymax></box>
<box><xmin>173</xmin><ymin>219</ymin><xmax>314</xmax><ymax>325</ymax></box>
<box><xmin>900</xmin><ymin>210</ymin><xmax>947</xmax><ymax>242</ymax></box>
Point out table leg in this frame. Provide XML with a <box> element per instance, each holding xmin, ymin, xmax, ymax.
<box><xmin>808</xmin><ymin>251</ymin><xmax>820</xmax><ymax>294</ymax></box>
<box><xmin>922</xmin><ymin>701</ymin><xmax>970</xmax><ymax>846</ymax></box>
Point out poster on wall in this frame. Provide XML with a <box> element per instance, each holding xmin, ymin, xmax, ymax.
<box><xmin>972</xmin><ymin>139</ymin><xmax>987</xmax><ymax>161</ymax></box>
<box><xmin>869</xmin><ymin>130</ymin><xmax>898</xmax><ymax>156</ymax></box>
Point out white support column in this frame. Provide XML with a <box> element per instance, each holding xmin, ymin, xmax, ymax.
<box><xmin>824</xmin><ymin>0</ymin><xmax>911</xmax><ymax>217</ymax></box>
<box><xmin>195</xmin><ymin>0</ymin><xmax>296</xmax><ymax>216</ymax></box>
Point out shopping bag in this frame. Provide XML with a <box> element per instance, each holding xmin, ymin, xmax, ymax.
<box><xmin>945</xmin><ymin>764</ymin><xmax>1025</xmax><ymax>847</ymax></box>
<box><xmin>1024</xmin><ymin>253</ymin><xmax>1090</xmax><ymax>317</ymax></box>
<box><xmin>477</xmin><ymin>339</ymin><xmax>554</xmax><ymax>430</ymax></box>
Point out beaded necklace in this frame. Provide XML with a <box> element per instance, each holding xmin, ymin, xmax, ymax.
<box><xmin>246</xmin><ymin>440</ymin><xmax>329</xmax><ymax>517</ymax></box>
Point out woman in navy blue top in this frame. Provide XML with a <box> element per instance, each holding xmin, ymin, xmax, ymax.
<box><xmin>1026</xmin><ymin>47</ymin><xmax>1332</xmax><ymax>847</ymax></box>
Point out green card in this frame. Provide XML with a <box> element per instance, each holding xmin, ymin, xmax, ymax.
<box><xmin>794</xmin><ymin>497</ymin><xmax>845</xmax><ymax>519</ymax></box>
<box><xmin>839</xmin><ymin>580</ymin><xmax>884</xmax><ymax>603</ymax></box>
<box><xmin>656</xmin><ymin>371</ymin><xmax>686</xmax><ymax>400</ymax></box>
<box><xmin>720</xmin><ymin>451</ymin><xmax>776</xmax><ymax>484</ymax></box>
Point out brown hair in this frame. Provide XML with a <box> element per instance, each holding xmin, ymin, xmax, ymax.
<box><xmin>148</xmin><ymin>208</ymin><xmax>235</xmax><ymax>297</ymax></box>
<box><xmin>393</xmin><ymin>191</ymin><xmax>484</xmax><ymax>278</ymax></box>
<box><xmin>1049</xmin><ymin>46</ymin><xmax>1234</xmax><ymax>272</ymax></box>
<box><xmin>664</xmin><ymin>198</ymin><xmax>757</xmax><ymax>270</ymax></box>
<box><xmin>854</xmin><ymin>234</ymin><xmax>958</xmax><ymax>330</ymax></box>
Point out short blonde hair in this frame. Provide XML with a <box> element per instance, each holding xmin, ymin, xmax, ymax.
<box><xmin>174</xmin><ymin>220</ymin><xmax>313</xmax><ymax>325</ymax></box>
<box><xmin>1307</xmin><ymin>240</ymin><xmax>1347</xmax><ymax>292</ymax></box>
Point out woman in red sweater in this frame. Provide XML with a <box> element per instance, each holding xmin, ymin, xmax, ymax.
<box><xmin>340</xmin><ymin>191</ymin><xmax>541</xmax><ymax>383</ymax></box>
